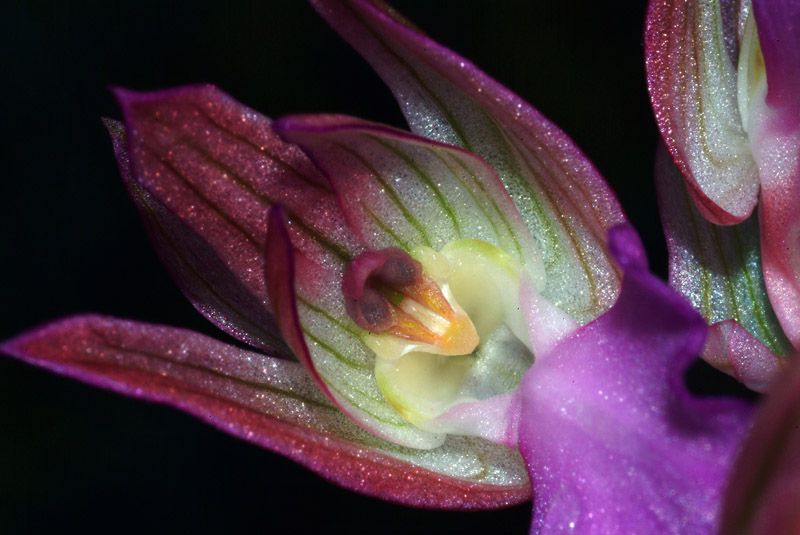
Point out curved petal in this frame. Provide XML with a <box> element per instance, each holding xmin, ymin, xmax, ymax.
<box><xmin>719</xmin><ymin>354</ymin><xmax>800</xmax><ymax>535</ymax></box>
<box><xmin>645</xmin><ymin>0</ymin><xmax>759</xmax><ymax>224</ymax></box>
<box><xmin>312</xmin><ymin>0</ymin><xmax>626</xmax><ymax>324</ymax></box>
<box><xmin>114</xmin><ymin>85</ymin><xmax>364</xmax><ymax>351</ymax></box>
<box><xmin>518</xmin><ymin>225</ymin><xmax>753</xmax><ymax>534</ymax></box>
<box><xmin>655</xmin><ymin>143</ymin><xmax>789</xmax><ymax>388</ymax></box>
<box><xmin>274</xmin><ymin>114</ymin><xmax>541</xmax><ymax>272</ymax></box>
<box><xmin>705</xmin><ymin>319</ymin><xmax>784</xmax><ymax>392</ymax></box>
<box><xmin>749</xmin><ymin>1</ymin><xmax>800</xmax><ymax>349</ymax></box>
<box><xmin>104</xmin><ymin>118</ymin><xmax>290</xmax><ymax>355</ymax></box>
<box><xmin>0</xmin><ymin>316</ymin><xmax>530</xmax><ymax>510</ymax></box>
<box><xmin>268</xmin><ymin>114</ymin><xmax>544</xmax><ymax>449</ymax></box>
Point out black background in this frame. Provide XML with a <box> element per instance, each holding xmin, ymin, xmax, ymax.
<box><xmin>0</xmin><ymin>0</ymin><xmax>688</xmax><ymax>533</ymax></box>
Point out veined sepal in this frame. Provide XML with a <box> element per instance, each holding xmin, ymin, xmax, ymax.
<box><xmin>655</xmin><ymin>144</ymin><xmax>789</xmax><ymax>391</ymax></box>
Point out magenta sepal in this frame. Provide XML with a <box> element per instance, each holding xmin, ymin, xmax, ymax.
<box><xmin>517</xmin><ymin>225</ymin><xmax>753</xmax><ymax>534</ymax></box>
<box><xmin>719</xmin><ymin>353</ymin><xmax>800</xmax><ymax>534</ymax></box>
<box><xmin>110</xmin><ymin>85</ymin><xmax>364</xmax><ymax>354</ymax></box>
<box><xmin>0</xmin><ymin>315</ymin><xmax>529</xmax><ymax>509</ymax></box>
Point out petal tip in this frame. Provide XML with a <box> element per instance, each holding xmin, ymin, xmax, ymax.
<box><xmin>607</xmin><ymin>224</ymin><xmax>647</xmax><ymax>272</ymax></box>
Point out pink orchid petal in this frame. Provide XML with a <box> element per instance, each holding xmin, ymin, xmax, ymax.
<box><xmin>273</xmin><ymin>114</ymin><xmax>540</xmax><ymax>270</ymax></box>
<box><xmin>114</xmin><ymin>84</ymin><xmax>364</xmax><ymax>350</ymax></box>
<box><xmin>518</xmin><ymin>224</ymin><xmax>753</xmax><ymax>534</ymax></box>
<box><xmin>749</xmin><ymin>2</ymin><xmax>800</xmax><ymax>349</ymax></box>
<box><xmin>104</xmin><ymin>118</ymin><xmax>289</xmax><ymax>355</ymax></box>
<box><xmin>719</xmin><ymin>354</ymin><xmax>800</xmax><ymax>535</ymax></box>
<box><xmin>704</xmin><ymin>319</ymin><xmax>784</xmax><ymax>392</ymax></box>
<box><xmin>311</xmin><ymin>0</ymin><xmax>625</xmax><ymax>324</ymax></box>
<box><xmin>655</xmin><ymin>143</ymin><xmax>790</xmax><ymax>384</ymax></box>
<box><xmin>265</xmin><ymin>204</ymin><xmax>331</xmax><ymax>392</ymax></box>
<box><xmin>0</xmin><ymin>316</ymin><xmax>530</xmax><ymax>510</ymax></box>
<box><xmin>645</xmin><ymin>0</ymin><xmax>759</xmax><ymax>224</ymax></box>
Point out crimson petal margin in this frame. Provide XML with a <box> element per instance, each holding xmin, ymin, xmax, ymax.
<box><xmin>105</xmin><ymin>118</ymin><xmax>289</xmax><ymax>356</ymax></box>
<box><xmin>645</xmin><ymin>0</ymin><xmax>759</xmax><ymax>224</ymax></box>
<box><xmin>0</xmin><ymin>316</ymin><xmax>530</xmax><ymax>510</ymax></box>
<box><xmin>654</xmin><ymin>144</ymin><xmax>788</xmax><ymax>390</ymax></box>
<box><xmin>114</xmin><ymin>85</ymin><xmax>364</xmax><ymax>352</ymax></box>
<box><xmin>312</xmin><ymin>0</ymin><xmax>625</xmax><ymax>324</ymax></box>
<box><xmin>273</xmin><ymin>114</ymin><xmax>541</xmax><ymax>272</ymax></box>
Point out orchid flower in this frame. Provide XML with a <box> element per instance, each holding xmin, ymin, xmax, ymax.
<box><xmin>2</xmin><ymin>1</ymin><xmax>752</xmax><ymax>533</ymax></box>
<box><xmin>645</xmin><ymin>0</ymin><xmax>799</xmax><ymax>390</ymax></box>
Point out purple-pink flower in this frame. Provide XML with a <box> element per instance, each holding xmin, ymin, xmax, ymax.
<box><xmin>646</xmin><ymin>0</ymin><xmax>799</xmax><ymax>390</ymax></box>
<box><xmin>3</xmin><ymin>1</ymin><xmax>754</xmax><ymax>533</ymax></box>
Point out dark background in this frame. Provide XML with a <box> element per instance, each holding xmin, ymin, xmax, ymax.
<box><xmin>0</xmin><ymin>1</ymin><xmax>670</xmax><ymax>533</ymax></box>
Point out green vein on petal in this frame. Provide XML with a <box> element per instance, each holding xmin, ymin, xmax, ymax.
<box><xmin>322</xmin><ymin>2</ymin><xmax>624</xmax><ymax>322</ymax></box>
<box><xmin>647</xmin><ymin>0</ymin><xmax>759</xmax><ymax>223</ymax></box>
<box><xmin>333</xmin><ymin>141</ymin><xmax>434</xmax><ymax>247</ymax></box>
<box><xmin>656</xmin><ymin>147</ymin><xmax>790</xmax><ymax>357</ymax></box>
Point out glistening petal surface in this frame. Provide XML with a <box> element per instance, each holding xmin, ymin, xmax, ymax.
<box><xmin>274</xmin><ymin>114</ymin><xmax>541</xmax><ymax>269</ymax></box>
<box><xmin>518</xmin><ymin>225</ymin><xmax>753</xmax><ymax>535</ymax></box>
<box><xmin>267</xmin><ymin>117</ymin><xmax>539</xmax><ymax>456</ymax></box>
<box><xmin>105</xmin><ymin>118</ymin><xmax>289</xmax><ymax>356</ymax></box>
<box><xmin>312</xmin><ymin>0</ymin><xmax>625</xmax><ymax>324</ymax></box>
<box><xmin>645</xmin><ymin>0</ymin><xmax>759</xmax><ymax>224</ymax></box>
<box><xmin>115</xmin><ymin>85</ymin><xmax>363</xmax><ymax>352</ymax></box>
<box><xmin>748</xmin><ymin>0</ymin><xmax>800</xmax><ymax>348</ymax></box>
<box><xmin>0</xmin><ymin>316</ymin><xmax>530</xmax><ymax>509</ymax></box>
<box><xmin>655</xmin><ymin>144</ymin><xmax>788</xmax><ymax>389</ymax></box>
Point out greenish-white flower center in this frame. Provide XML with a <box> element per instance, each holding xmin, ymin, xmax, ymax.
<box><xmin>365</xmin><ymin>239</ymin><xmax>534</xmax><ymax>430</ymax></box>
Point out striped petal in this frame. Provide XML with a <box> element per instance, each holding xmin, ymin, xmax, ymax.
<box><xmin>311</xmin><ymin>0</ymin><xmax>626</xmax><ymax>324</ymax></box>
<box><xmin>0</xmin><ymin>316</ymin><xmax>529</xmax><ymax>509</ymax></box>
<box><xmin>266</xmin><ymin>118</ymin><xmax>540</xmax><ymax>451</ymax></box>
<box><xmin>114</xmin><ymin>85</ymin><xmax>364</xmax><ymax>353</ymax></box>
<box><xmin>273</xmin><ymin>114</ymin><xmax>541</xmax><ymax>272</ymax></box>
<box><xmin>655</xmin><ymin>144</ymin><xmax>789</xmax><ymax>390</ymax></box>
<box><xmin>748</xmin><ymin>0</ymin><xmax>800</xmax><ymax>348</ymax></box>
<box><xmin>719</xmin><ymin>354</ymin><xmax>800</xmax><ymax>535</ymax></box>
<box><xmin>645</xmin><ymin>0</ymin><xmax>759</xmax><ymax>224</ymax></box>
<box><xmin>105</xmin><ymin>118</ymin><xmax>288</xmax><ymax>355</ymax></box>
